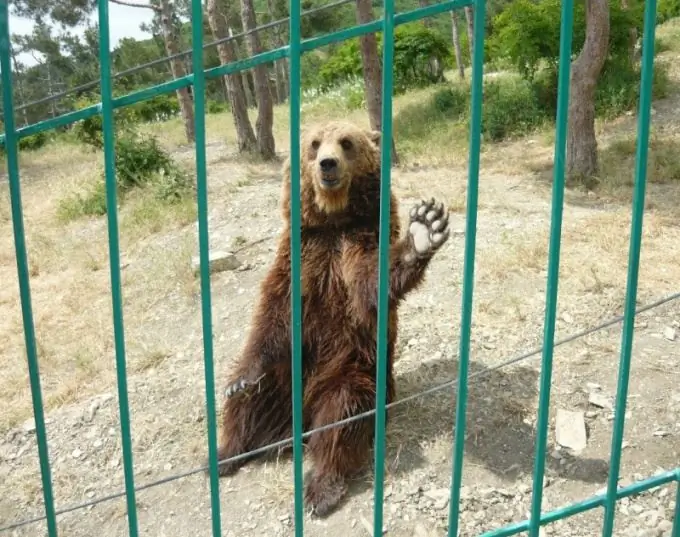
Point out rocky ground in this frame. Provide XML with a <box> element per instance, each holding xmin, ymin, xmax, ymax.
<box><xmin>1</xmin><ymin>139</ymin><xmax>679</xmax><ymax>536</ymax></box>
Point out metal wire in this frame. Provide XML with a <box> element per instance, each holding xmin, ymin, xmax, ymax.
<box><xmin>9</xmin><ymin>0</ymin><xmax>357</xmax><ymax>115</ymax></box>
<box><xmin>2</xmin><ymin>289</ymin><xmax>678</xmax><ymax>534</ymax></box>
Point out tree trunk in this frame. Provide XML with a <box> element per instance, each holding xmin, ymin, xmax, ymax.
<box><xmin>239</xmin><ymin>0</ymin><xmax>276</xmax><ymax>159</ymax></box>
<box><xmin>266</xmin><ymin>0</ymin><xmax>288</xmax><ymax>103</ymax></box>
<box><xmin>567</xmin><ymin>0</ymin><xmax>610</xmax><ymax>179</ymax></box>
<box><xmin>206</xmin><ymin>0</ymin><xmax>257</xmax><ymax>152</ymax></box>
<box><xmin>355</xmin><ymin>0</ymin><xmax>399</xmax><ymax>166</ymax></box>
<box><xmin>158</xmin><ymin>0</ymin><xmax>195</xmax><ymax>144</ymax></box>
<box><xmin>10</xmin><ymin>45</ymin><xmax>29</xmax><ymax>126</ymax></box>
<box><xmin>451</xmin><ymin>10</ymin><xmax>465</xmax><ymax>80</ymax></box>
<box><xmin>464</xmin><ymin>6</ymin><xmax>474</xmax><ymax>60</ymax></box>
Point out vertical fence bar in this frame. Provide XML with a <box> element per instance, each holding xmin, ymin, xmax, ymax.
<box><xmin>97</xmin><ymin>1</ymin><xmax>139</xmax><ymax>534</ymax></box>
<box><xmin>0</xmin><ymin>4</ymin><xmax>59</xmax><ymax>536</ymax></box>
<box><xmin>288</xmin><ymin>0</ymin><xmax>305</xmax><ymax>530</ymax></box>
<box><xmin>446</xmin><ymin>1</ymin><xmax>486</xmax><ymax>536</ymax></box>
<box><xmin>372</xmin><ymin>0</ymin><xmax>396</xmax><ymax>532</ymax></box>
<box><xmin>672</xmin><ymin>480</ymin><xmax>679</xmax><ymax>537</ymax></box>
<box><xmin>527</xmin><ymin>1</ymin><xmax>574</xmax><ymax>536</ymax></box>
<box><xmin>601</xmin><ymin>1</ymin><xmax>657</xmax><ymax>535</ymax></box>
<box><xmin>190</xmin><ymin>0</ymin><xmax>223</xmax><ymax>534</ymax></box>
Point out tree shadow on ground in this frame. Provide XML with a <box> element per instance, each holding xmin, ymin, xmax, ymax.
<box><xmin>381</xmin><ymin>355</ymin><xmax>610</xmax><ymax>485</ymax></box>
<box><xmin>245</xmin><ymin>353</ymin><xmax>609</xmax><ymax>512</ymax></box>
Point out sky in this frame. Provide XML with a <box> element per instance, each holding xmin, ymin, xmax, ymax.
<box><xmin>9</xmin><ymin>3</ymin><xmax>156</xmax><ymax>67</ymax></box>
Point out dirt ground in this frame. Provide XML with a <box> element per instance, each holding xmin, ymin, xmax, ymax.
<box><xmin>1</xmin><ymin>40</ymin><xmax>680</xmax><ymax>537</ymax></box>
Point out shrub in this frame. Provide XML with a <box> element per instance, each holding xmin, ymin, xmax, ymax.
<box><xmin>131</xmin><ymin>94</ymin><xmax>180</xmax><ymax>122</ymax></box>
<box><xmin>72</xmin><ymin>94</ymin><xmax>137</xmax><ymax>150</ymax></box>
<box><xmin>207</xmin><ymin>100</ymin><xmax>229</xmax><ymax>114</ymax></box>
<box><xmin>431</xmin><ymin>85</ymin><xmax>469</xmax><ymax>119</ymax></box>
<box><xmin>319</xmin><ymin>23</ymin><xmax>452</xmax><ymax>93</ymax></box>
<box><xmin>481</xmin><ymin>76</ymin><xmax>547</xmax><ymax>141</ymax></box>
<box><xmin>18</xmin><ymin>131</ymin><xmax>50</xmax><ymax>152</ymax></box>
<box><xmin>657</xmin><ymin>0</ymin><xmax>680</xmax><ymax>23</ymax></box>
<box><xmin>58</xmin><ymin>130</ymin><xmax>193</xmax><ymax>221</ymax></box>
<box><xmin>531</xmin><ymin>58</ymin><xmax>672</xmax><ymax>120</ymax></box>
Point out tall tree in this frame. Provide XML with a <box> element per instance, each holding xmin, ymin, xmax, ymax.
<box><xmin>154</xmin><ymin>0</ymin><xmax>196</xmax><ymax>143</ymax></box>
<box><xmin>567</xmin><ymin>0</ymin><xmax>610</xmax><ymax>179</ymax></box>
<box><xmin>464</xmin><ymin>6</ymin><xmax>474</xmax><ymax>60</ymax></box>
<box><xmin>451</xmin><ymin>10</ymin><xmax>465</xmax><ymax>80</ymax></box>
<box><xmin>206</xmin><ymin>0</ymin><xmax>257</xmax><ymax>152</ymax></box>
<box><xmin>240</xmin><ymin>0</ymin><xmax>276</xmax><ymax>159</ymax></box>
<box><xmin>355</xmin><ymin>0</ymin><xmax>399</xmax><ymax>165</ymax></box>
<box><xmin>266</xmin><ymin>0</ymin><xmax>289</xmax><ymax>104</ymax></box>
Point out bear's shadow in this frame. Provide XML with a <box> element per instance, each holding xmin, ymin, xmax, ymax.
<box><xmin>248</xmin><ymin>354</ymin><xmax>609</xmax><ymax>509</ymax></box>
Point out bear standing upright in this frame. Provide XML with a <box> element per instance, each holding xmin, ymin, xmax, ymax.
<box><xmin>214</xmin><ymin>120</ymin><xmax>450</xmax><ymax>517</ymax></box>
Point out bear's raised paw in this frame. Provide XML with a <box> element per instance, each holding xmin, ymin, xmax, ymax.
<box><xmin>407</xmin><ymin>197</ymin><xmax>450</xmax><ymax>260</ymax></box>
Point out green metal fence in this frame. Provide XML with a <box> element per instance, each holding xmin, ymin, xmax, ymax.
<box><xmin>0</xmin><ymin>0</ymin><xmax>679</xmax><ymax>534</ymax></box>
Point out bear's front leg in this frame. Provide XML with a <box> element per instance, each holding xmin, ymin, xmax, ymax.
<box><xmin>342</xmin><ymin>197</ymin><xmax>450</xmax><ymax>318</ymax></box>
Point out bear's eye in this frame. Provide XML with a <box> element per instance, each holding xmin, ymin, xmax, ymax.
<box><xmin>311</xmin><ymin>140</ymin><xmax>320</xmax><ymax>150</ymax></box>
<box><xmin>340</xmin><ymin>138</ymin><xmax>353</xmax><ymax>151</ymax></box>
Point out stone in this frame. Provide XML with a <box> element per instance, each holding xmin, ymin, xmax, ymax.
<box><xmin>662</xmin><ymin>327</ymin><xmax>676</xmax><ymax>341</ymax></box>
<box><xmin>192</xmin><ymin>251</ymin><xmax>241</xmax><ymax>275</ymax></box>
<box><xmin>589</xmin><ymin>392</ymin><xmax>613</xmax><ymax>410</ymax></box>
<box><xmin>555</xmin><ymin>409</ymin><xmax>587</xmax><ymax>452</ymax></box>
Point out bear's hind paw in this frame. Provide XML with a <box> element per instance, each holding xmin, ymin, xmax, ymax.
<box><xmin>303</xmin><ymin>473</ymin><xmax>348</xmax><ymax>518</ymax></box>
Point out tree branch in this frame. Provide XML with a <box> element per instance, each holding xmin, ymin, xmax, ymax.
<box><xmin>108</xmin><ymin>0</ymin><xmax>161</xmax><ymax>12</ymax></box>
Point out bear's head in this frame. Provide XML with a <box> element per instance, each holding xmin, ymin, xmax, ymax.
<box><xmin>295</xmin><ymin>121</ymin><xmax>382</xmax><ymax>215</ymax></box>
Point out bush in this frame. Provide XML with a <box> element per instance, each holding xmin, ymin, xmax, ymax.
<box><xmin>482</xmin><ymin>76</ymin><xmax>547</xmax><ymax>141</ymax></box>
<box><xmin>131</xmin><ymin>94</ymin><xmax>180</xmax><ymax>122</ymax></box>
<box><xmin>207</xmin><ymin>100</ymin><xmax>229</xmax><ymax>114</ymax></box>
<box><xmin>657</xmin><ymin>0</ymin><xmax>680</xmax><ymax>23</ymax></box>
<box><xmin>531</xmin><ymin>58</ymin><xmax>672</xmax><ymax>120</ymax></box>
<box><xmin>72</xmin><ymin>94</ymin><xmax>137</xmax><ymax>150</ymax></box>
<box><xmin>58</xmin><ymin>130</ymin><xmax>193</xmax><ymax>220</ymax></box>
<box><xmin>18</xmin><ymin>131</ymin><xmax>50</xmax><ymax>152</ymax></box>
<box><xmin>319</xmin><ymin>23</ymin><xmax>452</xmax><ymax>93</ymax></box>
<box><xmin>408</xmin><ymin>75</ymin><xmax>547</xmax><ymax>144</ymax></box>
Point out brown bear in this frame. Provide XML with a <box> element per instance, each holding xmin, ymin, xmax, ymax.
<box><xmin>214</xmin><ymin>120</ymin><xmax>450</xmax><ymax>517</ymax></box>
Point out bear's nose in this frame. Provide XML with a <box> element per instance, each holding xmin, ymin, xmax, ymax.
<box><xmin>319</xmin><ymin>158</ymin><xmax>338</xmax><ymax>172</ymax></box>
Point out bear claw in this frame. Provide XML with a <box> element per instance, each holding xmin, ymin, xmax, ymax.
<box><xmin>224</xmin><ymin>373</ymin><xmax>266</xmax><ymax>399</ymax></box>
<box><xmin>407</xmin><ymin>198</ymin><xmax>450</xmax><ymax>258</ymax></box>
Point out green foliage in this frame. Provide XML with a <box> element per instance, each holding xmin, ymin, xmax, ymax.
<box><xmin>418</xmin><ymin>75</ymin><xmax>548</xmax><ymax>143</ymax></box>
<box><xmin>18</xmin><ymin>131</ymin><xmax>50</xmax><ymax>152</ymax></box>
<box><xmin>482</xmin><ymin>76</ymin><xmax>547</xmax><ymax>141</ymax></box>
<box><xmin>319</xmin><ymin>23</ymin><xmax>452</xmax><ymax>93</ymax></box>
<box><xmin>489</xmin><ymin>0</ymin><xmax>644</xmax><ymax>81</ymax></box>
<box><xmin>207</xmin><ymin>100</ymin><xmax>229</xmax><ymax>114</ymax></box>
<box><xmin>657</xmin><ymin>0</ymin><xmax>680</xmax><ymax>23</ymax></box>
<box><xmin>58</xmin><ymin>130</ymin><xmax>193</xmax><ymax>221</ymax></box>
<box><xmin>530</xmin><ymin>58</ymin><xmax>672</xmax><ymax>120</ymax></box>
<box><xmin>131</xmin><ymin>94</ymin><xmax>180</xmax><ymax>123</ymax></box>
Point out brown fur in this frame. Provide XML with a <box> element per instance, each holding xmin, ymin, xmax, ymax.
<box><xmin>214</xmin><ymin>120</ymin><xmax>449</xmax><ymax>517</ymax></box>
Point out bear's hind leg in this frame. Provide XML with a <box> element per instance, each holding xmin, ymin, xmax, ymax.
<box><xmin>216</xmin><ymin>371</ymin><xmax>292</xmax><ymax>477</ymax></box>
<box><xmin>303</xmin><ymin>370</ymin><xmax>391</xmax><ymax>517</ymax></box>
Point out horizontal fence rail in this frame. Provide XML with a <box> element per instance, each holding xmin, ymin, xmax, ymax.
<box><xmin>1</xmin><ymin>0</ymin><xmax>678</xmax><ymax>535</ymax></box>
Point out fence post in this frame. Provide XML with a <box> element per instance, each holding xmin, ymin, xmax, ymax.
<box><xmin>602</xmin><ymin>0</ymin><xmax>658</xmax><ymax>534</ymax></box>
<box><xmin>0</xmin><ymin>3</ymin><xmax>59</xmax><ymax>535</ymax></box>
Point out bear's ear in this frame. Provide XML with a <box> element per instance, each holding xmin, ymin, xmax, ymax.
<box><xmin>366</xmin><ymin>129</ymin><xmax>381</xmax><ymax>147</ymax></box>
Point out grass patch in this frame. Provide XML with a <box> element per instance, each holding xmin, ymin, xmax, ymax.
<box><xmin>597</xmin><ymin>134</ymin><xmax>680</xmax><ymax>191</ymax></box>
